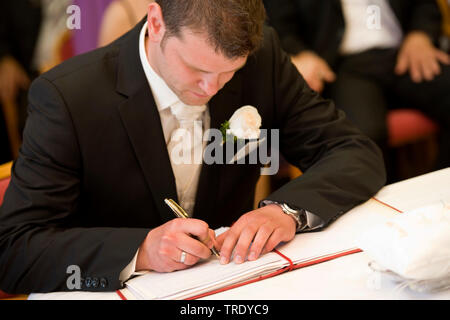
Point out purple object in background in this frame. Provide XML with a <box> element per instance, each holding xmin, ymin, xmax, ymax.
<box><xmin>72</xmin><ymin>0</ymin><xmax>114</xmax><ymax>55</ymax></box>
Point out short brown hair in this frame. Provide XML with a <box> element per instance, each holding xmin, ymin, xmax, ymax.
<box><xmin>156</xmin><ymin>0</ymin><xmax>266</xmax><ymax>59</ymax></box>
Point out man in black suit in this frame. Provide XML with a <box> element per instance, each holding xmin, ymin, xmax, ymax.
<box><xmin>263</xmin><ymin>0</ymin><xmax>450</xmax><ymax>179</ymax></box>
<box><xmin>0</xmin><ymin>0</ymin><xmax>385</xmax><ymax>294</ymax></box>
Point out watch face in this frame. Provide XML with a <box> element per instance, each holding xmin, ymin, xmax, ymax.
<box><xmin>280</xmin><ymin>203</ymin><xmax>307</xmax><ymax>231</ymax></box>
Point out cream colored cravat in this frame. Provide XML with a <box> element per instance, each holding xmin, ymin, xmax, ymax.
<box><xmin>167</xmin><ymin>101</ymin><xmax>207</xmax><ymax>216</ymax></box>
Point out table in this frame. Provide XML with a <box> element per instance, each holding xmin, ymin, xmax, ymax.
<box><xmin>28</xmin><ymin>168</ymin><xmax>450</xmax><ymax>300</ymax></box>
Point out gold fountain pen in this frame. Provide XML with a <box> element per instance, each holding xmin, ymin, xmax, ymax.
<box><xmin>164</xmin><ymin>198</ymin><xmax>220</xmax><ymax>258</ymax></box>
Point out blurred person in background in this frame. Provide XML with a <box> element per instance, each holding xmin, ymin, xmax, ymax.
<box><xmin>71</xmin><ymin>0</ymin><xmax>114</xmax><ymax>55</ymax></box>
<box><xmin>0</xmin><ymin>0</ymin><xmax>42</xmax><ymax>163</ymax></box>
<box><xmin>98</xmin><ymin>0</ymin><xmax>154</xmax><ymax>47</ymax></box>
<box><xmin>0</xmin><ymin>0</ymin><xmax>72</xmax><ymax>163</ymax></box>
<box><xmin>263</xmin><ymin>0</ymin><xmax>450</xmax><ymax>181</ymax></box>
<box><xmin>33</xmin><ymin>0</ymin><xmax>71</xmax><ymax>74</ymax></box>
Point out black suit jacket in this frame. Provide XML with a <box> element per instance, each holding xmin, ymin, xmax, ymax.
<box><xmin>0</xmin><ymin>19</ymin><xmax>385</xmax><ymax>293</ymax></box>
<box><xmin>263</xmin><ymin>0</ymin><xmax>442</xmax><ymax>66</ymax></box>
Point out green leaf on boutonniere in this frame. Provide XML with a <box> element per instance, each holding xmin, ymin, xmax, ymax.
<box><xmin>219</xmin><ymin>121</ymin><xmax>238</xmax><ymax>143</ymax></box>
<box><xmin>220</xmin><ymin>121</ymin><xmax>229</xmax><ymax>141</ymax></box>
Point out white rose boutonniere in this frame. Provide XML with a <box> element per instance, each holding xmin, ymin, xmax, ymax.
<box><xmin>219</xmin><ymin>106</ymin><xmax>265</xmax><ymax>164</ymax></box>
<box><xmin>220</xmin><ymin>105</ymin><xmax>262</xmax><ymax>142</ymax></box>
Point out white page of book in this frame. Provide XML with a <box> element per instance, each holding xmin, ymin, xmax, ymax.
<box><xmin>126</xmin><ymin>251</ymin><xmax>284</xmax><ymax>299</ymax></box>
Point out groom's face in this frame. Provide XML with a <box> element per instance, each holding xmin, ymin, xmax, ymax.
<box><xmin>151</xmin><ymin>28</ymin><xmax>248</xmax><ymax>106</ymax></box>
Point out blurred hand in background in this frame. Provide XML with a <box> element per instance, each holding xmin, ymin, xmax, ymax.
<box><xmin>291</xmin><ymin>50</ymin><xmax>336</xmax><ymax>93</ymax></box>
<box><xmin>395</xmin><ymin>31</ymin><xmax>450</xmax><ymax>83</ymax></box>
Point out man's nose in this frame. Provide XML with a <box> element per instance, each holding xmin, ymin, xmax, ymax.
<box><xmin>198</xmin><ymin>74</ymin><xmax>220</xmax><ymax>97</ymax></box>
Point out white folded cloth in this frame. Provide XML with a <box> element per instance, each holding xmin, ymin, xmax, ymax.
<box><xmin>357</xmin><ymin>202</ymin><xmax>450</xmax><ymax>292</ymax></box>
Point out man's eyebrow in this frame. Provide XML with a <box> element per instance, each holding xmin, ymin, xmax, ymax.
<box><xmin>185</xmin><ymin>60</ymin><xmax>247</xmax><ymax>74</ymax></box>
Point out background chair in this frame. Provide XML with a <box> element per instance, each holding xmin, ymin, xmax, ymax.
<box><xmin>387</xmin><ymin>109</ymin><xmax>439</xmax><ymax>181</ymax></box>
<box><xmin>0</xmin><ymin>161</ymin><xmax>11</xmax><ymax>299</ymax></box>
<box><xmin>0</xmin><ymin>161</ymin><xmax>12</xmax><ymax>203</ymax></box>
<box><xmin>387</xmin><ymin>109</ymin><xmax>439</xmax><ymax>148</ymax></box>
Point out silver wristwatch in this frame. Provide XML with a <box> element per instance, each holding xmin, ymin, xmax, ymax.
<box><xmin>279</xmin><ymin>203</ymin><xmax>307</xmax><ymax>232</ymax></box>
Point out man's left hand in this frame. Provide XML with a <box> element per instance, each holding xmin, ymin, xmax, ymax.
<box><xmin>216</xmin><ymin>204</ymin><xmax>296</xmax><ymax>265</ymax></box>
<box><xmin>395</xmin><ymin>31</ymin><xmax>450</xmax><ymax>83</ymax></box>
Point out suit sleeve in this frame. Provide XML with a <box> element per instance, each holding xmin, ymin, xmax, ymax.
<box><xmin>262</xmin><ymin>29</ymin><xmax>386</xmax><ymax>228</ymax></box>
<box><xmin>262</xmin><ymin>0</ymin><xmax>310</xmax><ymax>55</ymax></box>
<box><xmin>0</xmin><ymin>77</ymin><xmax>149</xmax><ymax>294</ymax></box>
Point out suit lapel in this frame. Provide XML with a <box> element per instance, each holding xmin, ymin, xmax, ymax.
<box><xmin>118</xmin><ymin>88</ymin><xmax>178</xmax><ymax>223</ymax></box>
<box><xmin>208</xmin><ymin>72</ymin><xmax>244</xmax><ymax>131</ymax></box>
<box><xmin>193</xmin><ymin>71</ymin><xmax>244</xmax><ymax>224</ymax></box>
<box><xmin>116</xmin><ymin>19</ymin><xmax>177</xmax><ymax>223</ymax></box>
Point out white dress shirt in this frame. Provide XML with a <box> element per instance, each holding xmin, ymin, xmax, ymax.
<box><xmin>339</xmin><ymin>0</ymin><xmax>403</xmax><ymax>54</ymax></box>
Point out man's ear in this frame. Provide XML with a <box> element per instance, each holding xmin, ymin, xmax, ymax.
<box><xmin>147</xmin><ymin>2</ymin><xmax>166</xmax><ymax>43</ymax></box>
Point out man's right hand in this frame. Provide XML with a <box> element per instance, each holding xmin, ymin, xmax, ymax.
<box><xmin>291</xmin><ymin>51</ymin><xmax>336</xmax><ymax>93</ymax></box>
<box><xmin>135</xmin><ymin>218</ymin><xmax>216</xmax><ymax>273</ymax></box>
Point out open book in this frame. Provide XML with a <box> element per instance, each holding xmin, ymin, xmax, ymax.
<box><xmin>119</xmin><ymin>199</ymin><xmax>399</xmax><ymax>300</ymax></box>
